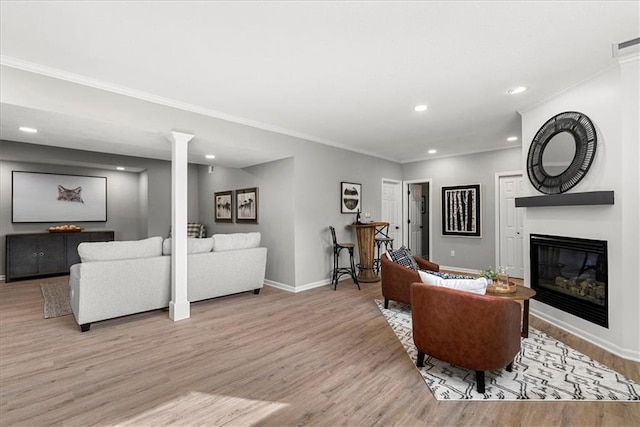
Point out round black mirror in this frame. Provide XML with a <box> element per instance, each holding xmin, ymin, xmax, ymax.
<box><xmin>527</xmin><ymin>111</ymin><xmax>597</xmax><ymax>194</ymax></box>
<box><xmin>541</xmin><ymin>132</ymin><xmax>576</xmax><ymax>176</ymax></box>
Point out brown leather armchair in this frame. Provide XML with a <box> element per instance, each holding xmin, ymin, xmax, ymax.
<box><xmin>380</xmin><ymin>253</ymin><xmax>439</xmax><ymax>308</ymax></box>
<box><xmin>410</xmin><ymin>282</ymin><xmax>522</xmax><ymax>393</ymax></box>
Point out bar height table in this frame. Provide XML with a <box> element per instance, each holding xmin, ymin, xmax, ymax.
<box><xmin>348</xmin><ymin>221</ymin><xmax>388</xmax><ymax>283</ymax></box>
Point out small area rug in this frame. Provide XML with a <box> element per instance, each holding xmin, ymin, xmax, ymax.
<box><xmin>41</xmin><ymin>281</ymin><xmax>72</xmax><ymax>319</ymax></box>
<box><xmin>376</xmin><ymin>299</ymin><xmax>640</xmax><ymax>401</ymax></box>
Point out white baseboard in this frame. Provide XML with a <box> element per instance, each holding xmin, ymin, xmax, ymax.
<box><xmin>531</xmin><ymin>309</ymin><xmax>640</xmax><ymax>362</ymax></box>
<box><xmin>264</xmin><ymin>278</ymin><xmax>332</xmax><ymax>293</ymax></box>
<box><xmin>0</xmin><ymin>275</ymin><xmax>5</xmax><ymax>282</ymax></box>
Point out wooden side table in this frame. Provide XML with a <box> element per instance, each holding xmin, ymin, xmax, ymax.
<box><xmin>348</xmin><ymin>222</ymin><xmax>388</xmax><ymax>283</ymax></box>
<box><xmin>486</xmin><ymin>285</ymin><xmax>537</xmax><ymax>338</ymax></box>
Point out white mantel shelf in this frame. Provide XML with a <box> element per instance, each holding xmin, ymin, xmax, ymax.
<box><xmin>515</xmin><ymin>191</ymin><xmax>615</xmax><ymax>208</ymax></box>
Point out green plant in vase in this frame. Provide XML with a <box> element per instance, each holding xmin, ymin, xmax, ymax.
<box><xmin>479</xmin><ymin>267</ymin><xmax>497</xmax><ymax>283</ymax></box>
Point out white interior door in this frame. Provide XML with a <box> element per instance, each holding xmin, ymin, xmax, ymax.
<box><xmin>381</xmin><ymin>179</ymin><xmax>402</xmax><ymax>248</ymax></box>
<box><xmin>499</xmin><ymin>174</ymin><xmax>524</xmax><ymax>278</ymax></box>
<box><xmin>409</xmin><ymin>184</ymin><xmax>423</xmax><ymax>256</ymax></box>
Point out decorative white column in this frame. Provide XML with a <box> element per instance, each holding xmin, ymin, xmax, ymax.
<box><xmin>168</xmin><ymin>131</ymin><xmax>194</xmax><ymax>321</ymax></box>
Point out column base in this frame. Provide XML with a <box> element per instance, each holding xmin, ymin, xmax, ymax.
<box><xmin>169</xmin><ymin>300</ymin><xmax>190</xmax><ymax>321</ymax></box>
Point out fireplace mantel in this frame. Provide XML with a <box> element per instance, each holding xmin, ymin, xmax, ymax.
<box><xmin>515</xmin><ymin>191</ymin><xmax>614</xmax><ymax>208</ymax></box>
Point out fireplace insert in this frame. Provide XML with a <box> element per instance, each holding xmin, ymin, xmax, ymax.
<box><xmin>530</xmin><ymin>234</ymin><xmax>608</xmax><ymax>327</ymax></box>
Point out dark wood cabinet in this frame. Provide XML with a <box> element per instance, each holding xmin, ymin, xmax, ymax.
<box><xmin>5</xmin><ymin>231</ymin><xmax>114</xmax><ymax>282</ymax></box>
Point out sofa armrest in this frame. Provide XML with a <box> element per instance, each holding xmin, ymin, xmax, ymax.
<box><xmin>415</xmin><ymin>256</ymin><xmax>439</xmax><ymax>272</ymax></box>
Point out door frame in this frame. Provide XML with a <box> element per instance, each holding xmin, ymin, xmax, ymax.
<box><xmin>494</xmin><ymin>170</ymin><xmax>524</xmax><ymax>273</ymax></box>
<box><xmin>403</xmin><ymin>178</ymin><xmax>432</xmax><ymax>260</ymax></box>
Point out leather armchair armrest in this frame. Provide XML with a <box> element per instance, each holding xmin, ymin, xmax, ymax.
<box><xmin>415</xmin><ymin>256</ymin><xmax>439</xmax><ymax>272</ymax></box>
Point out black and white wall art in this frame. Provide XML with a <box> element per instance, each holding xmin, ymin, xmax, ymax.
<box><xmin>236</xmin><ymin>187</ymin><xmax>258</xmax><ymax>223</ymax></box>
<box><xmin>214</xmin><ymin>190</ymin><xmax>233</xmax><ymax>223</ymax></box>
<box><xmin>341</xmin><ymin>182</ymin><xmax>361</xmax><ymax>213</ymax></box>
<box><xmin>12</xmin><ymin>171</ymin><xmax>107</xmax><ymax>223</ymax></box>
<box><xmin>441</xmin><ymin>184</ymin><xmax>481</xmax><ymax>237</ymax></box>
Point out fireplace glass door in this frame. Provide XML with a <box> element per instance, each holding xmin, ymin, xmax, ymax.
<box><xmin>530</xmin><ymin>234</ymin><xmax>608</xmax><ymax>327</ymax></box>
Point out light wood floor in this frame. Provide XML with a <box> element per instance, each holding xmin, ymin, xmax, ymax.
<box><xmin>1</xmin><ymin>276</ymin><xmax>638</xmax><ymax>427</ymax></box>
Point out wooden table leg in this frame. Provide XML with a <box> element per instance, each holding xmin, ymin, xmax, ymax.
<box><xmin>354</xmin><ymin>226</ymin><xmax>379</xmax><ymax>282</ymax></box>
<box><xmin>522</xmin><ymin>300</ymin><xmax>530</xmax><ymax>338</ymax></box>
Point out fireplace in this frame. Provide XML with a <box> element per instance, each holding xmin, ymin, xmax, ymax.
<box><xmin>530</xmin><ymin>234</ymin><xmax>608</xmax><ymax>328</ymax></box>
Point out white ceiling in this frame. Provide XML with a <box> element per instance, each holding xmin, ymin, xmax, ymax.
<box><xmin>1</xmin><ymin>1</ymin><xmax>638</xmax><ymax>168</ymax></box>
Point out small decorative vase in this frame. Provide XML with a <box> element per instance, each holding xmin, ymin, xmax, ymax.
<box><xmin>497</xmin><ymin>266</ymin><xmax>510</xmax><ymax>290</ymax></box>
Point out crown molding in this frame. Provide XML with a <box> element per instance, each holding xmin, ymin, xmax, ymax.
<box><xmin>0</xmin><ymin>55</ymin><xmax>388</xmax><ymax>162</ymax></box>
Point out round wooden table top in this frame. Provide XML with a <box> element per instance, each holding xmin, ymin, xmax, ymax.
<box><xmin>486</xmin><ymin>284</ymin><xmax>536</xmax><ymax>300</ymax></box>
<box><xmin>347</xmin><ymin>221</ymin><xmax>388</xmax><ymax>228</ymax></box>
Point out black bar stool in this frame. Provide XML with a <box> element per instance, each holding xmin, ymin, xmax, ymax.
<box><xmin>374</xmin><ymin>223</ymin><xmax>394</xmax><ymax>274</ymax></box>
<box><xmin>329</xmin><ymin>226</ymin><xmax>360</xmax><ymax>290</ymax></box>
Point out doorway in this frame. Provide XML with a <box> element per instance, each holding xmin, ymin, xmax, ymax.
<box><xmin>381</xmin><ymin>178</ymin><xmax>402</xmax><ymax>248</ymax></box>
<box><xmin>404</xmin><ymin>179</ymin><xmax>431</xmax><ymax>258</ymax></box>
<box><xmin>496</xmin><ymin>173</ymin><xmax>524</xmax><ymax>278</ymax></box>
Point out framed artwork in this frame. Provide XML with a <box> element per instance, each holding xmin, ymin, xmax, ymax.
<box><xmin>214</xmin><ymin>190</ymin><xmax>233</xmax><ymax>222</ymax></box>
<box><xmin>341</xmin><ymin>182</ymin><xmax>362</xmax><ymax>213</ymax></box>
<box><xmin>441</xmin><ymin>184</ymin><xmax>481</xmax><ymax>237</ymax></box>
<box><xmin>12</xmin><ymin>171</ymin><xmax>107</xmax><ymax>223</ymax></box>
<box><xmin>236</xmin><ymin>187</ymin><xmax>258</xmax><ymax>223</ymax></box>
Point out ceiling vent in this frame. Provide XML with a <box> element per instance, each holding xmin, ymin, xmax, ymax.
<box><xmin>612</xmin><ymin>37</ymin><xmax>640</xmax><ymax>58</ymax></box>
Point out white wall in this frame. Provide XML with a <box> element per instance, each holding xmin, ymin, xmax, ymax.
<box><xmin>520</xmin><ymin>58</ymin><xmax>639</xmax><ymax>360</ymax></box>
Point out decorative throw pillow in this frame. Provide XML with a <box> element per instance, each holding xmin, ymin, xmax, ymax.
<box><xmin>386</xmin><ymin>246</ymin><xmax>420</xmax><ymax>270</ymax></box>
<box><xmin>418</xmin><ymin>270</ymin><xmax>488</xmax><ymax>295</ymax></box>
<box><xmin>421</xmin><ymin>270</ymin><xmax>475</xmax><ymax>280</ymax></box>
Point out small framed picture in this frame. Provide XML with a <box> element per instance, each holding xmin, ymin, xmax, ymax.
<box><xmin>441</xmin><ymin>184</ymin><xmax>481</xmax><ymax>237</ymax></box>
<box><xmin>236</xmin><ymin>187</ymin><xmax>258</xmax><ymax>223</ymax></box>
<box><xmin>341</xmin><ymin>182</ymin><xmax>362</xmax><ymax>214</ymax></box>
<box><xmin>214</xmin><ymin>191</ymin><xmax>233</xmax><ymax>222</ymax></box>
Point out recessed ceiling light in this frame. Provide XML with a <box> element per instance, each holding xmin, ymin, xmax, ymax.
<box><xmin>116</xmin><ymin>166</ymin><xmax>125</xmax><ymax>171</ymax></box>
<box><xmin>428</xmin><ymin>149</ymin><xmax>437</xmax><ymax>154</ymax></box>
<box><xmin>414</xmin><ymin>104</ymin><xmax>428</xmax><ymax>112</ymax></box>
<box><xmin>205</xmin><ymin>154</ymin><xmax>216</xmax><ymax>159</ymax></box>
<box><xmin>507</xmin><ymin>136</ymin><xmax>518</xmax><ymax>142</ymax></box>
<box><xmin>507</xmin><ymin>86</ymin><xmax>527</xmax><ymax>95</ymax></box>
<box><xmin>19</xmin><ymin>126</ymin><xmax>38</xmax><ymax>133</ymax></box>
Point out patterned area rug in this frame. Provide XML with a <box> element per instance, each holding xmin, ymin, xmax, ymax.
<box><xmin>376</xmin><ymin>299</ymin><xmax>640</xmax><ymax>401</ymax></box>
<box><xmin>41</xmin><ymin>281</ymin><xmax>72</xmax><ymax>318</ymax></box>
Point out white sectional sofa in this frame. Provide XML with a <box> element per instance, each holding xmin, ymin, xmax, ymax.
<box><xmin>69</xmin><ymin>233</ymin><xmax>267</xmax><ymax>332</ymax></box>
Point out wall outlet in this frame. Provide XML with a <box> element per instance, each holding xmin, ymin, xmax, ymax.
<box><xmin>450</xmin><ymin>250</ymin><xmax>455</xmax><ymax>257</ymax></box>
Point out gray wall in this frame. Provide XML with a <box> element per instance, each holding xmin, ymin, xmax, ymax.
<box><xmin>292</xmin><ymin>142</ymin><xmax>403</xmax><ymax>287</ymax></box>
<box><xmin>197</xmin><ymin>158</ymin><xmax>295</xmax><ymax>285</ymax></box>
<box><xmin>0</xmin><ymin>140</ymin><xmax>200</xmax><ymax>276</ymax></box>
<box><xmin>403</xmin><ymin>147</ymin><xmax>522</xmax><ymax>271</ymax></box>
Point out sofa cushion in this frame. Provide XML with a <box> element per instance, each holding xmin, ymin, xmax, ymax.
<box><xmin>162</xmin><ymin>237</ymin><xmax>214</xmax><ymax>255</ymax></box>
<box><xmin>386</xmin><ymin>246</ymin><xmax>420</xmax><ymax>270</ymax></box>
<box><xmin>418</xmin><ymin>270</ymin><xmax>488</xmax><ymax>295</ymax></box>
<box><xmin>78</xmin><ymin>236</ymin><xmax>163</xmax><ymax>262</ymax></box>
<box><xmin>212</xmin><ymin>232</ymin><xmax>261</xmax><ymax>252</ymax></box>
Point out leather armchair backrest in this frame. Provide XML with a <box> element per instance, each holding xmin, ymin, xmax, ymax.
<box><xmin>410</xmin><ymin>282</ymin><xmax>521</xmax><ymax>371</ymax></box>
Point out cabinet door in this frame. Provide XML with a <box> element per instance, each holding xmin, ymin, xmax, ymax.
<box><xmin>37</xmin><ymin>235</ymin><xmax>66</xmax><ymax>273</ymax></box>
<box><xmin>65</xmin><ymin>234</ymin><xmax>85</xmax><ymax>268</ymax></box>
<box><xmin>6</xmin><ymin>236</ymin><xmax>39</xmax><ymax>278</ymax></box>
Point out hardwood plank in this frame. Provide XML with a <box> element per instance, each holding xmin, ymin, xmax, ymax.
<box><xmin>0</xmin><ymin>277</ymin><xmax>638</xmax><ymax>427</ymax></box>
